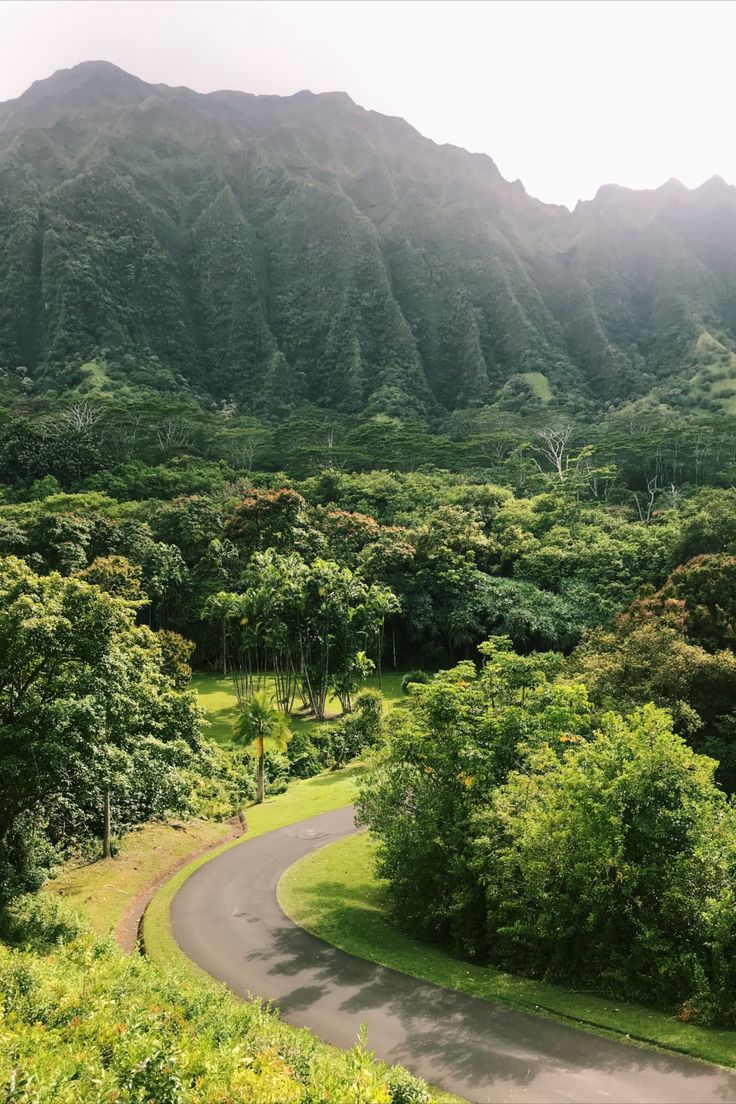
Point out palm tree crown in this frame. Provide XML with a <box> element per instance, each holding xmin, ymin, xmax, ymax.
<box><xmin>233</xmin><ymin>691</ymin><xmax>291</xmax><ymax>803</ymax></box>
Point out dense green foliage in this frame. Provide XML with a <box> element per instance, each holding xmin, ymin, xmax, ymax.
<box><xmin>5</xmin><ymin>66</ymin><xmax>736</xmax><ymax>526</ymax></box>
<box><xmin>0</xmin><ymin>557</ymin><xmax>205</xmax><ymax>900</ymax></box>
<box><xmin>357</xmin><ymin>653</ymin><xmax>736</xmax><ymax>1023</ymax></box>
<box><xmin>5</xmin><ymin>449</ymin><xmax>736</xmax><ymax>915</ymax></box>
<box><xmin>8</xmin><ymin>55</ymin><xmax>736</xmax><ymax>1083</ymax></box>
<box><xmin>4</xmin><ymin>62</ymin><xmax>736</xmax><ymax>426</ymax></box>
<box><xmin>357</xmin><ymin>645</ymin><xmax>591</xmax><ymax>960</ymax></box>
<box><xmin>0</xmin><ymin>900</ymin><xmax>428</xmax><ymax>1104</ymax></box>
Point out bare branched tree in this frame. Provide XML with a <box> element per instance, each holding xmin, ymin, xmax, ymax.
<box><xmin>60</xmin><ymin>402</ymin><xmax>103</xmax><ymax>432</ymax></box>
<box><xmin>156</xmin><ymin>418</ymin><xmax>195</xmax><ymax>458</ymax></box>
<box><xmin>226</xmin><ymin>437</ymin><xmax>260</xmax><ymax>472</ymax></box>
<box><xmin>530</xmin><ymin>424</ymin><xmax>575</xmax><ymax>482</ymax></box>
<box><xmin>578</xmin><ymin>456</ymin><xmax>617</xmax><ymax>501</ymax></box>
<box><xmin>632</xmin><ymin>475</ymin><xmax>662</xmax><ymax>523</ymax></box>
<box><xmin>666</xmin><ymin>482</ymin><xmax>682</xmax><ymax>511</ymax></box>
<box><xmin>321</xmin><ymin>422</ymin><xmax>347</xmax><ymax>470</ymax></box>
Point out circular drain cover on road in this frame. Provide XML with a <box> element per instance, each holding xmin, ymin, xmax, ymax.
<box><xmin>296</xmin><ymin>829</ymin><xmax>328</xmax><ymax>839</ymax></box>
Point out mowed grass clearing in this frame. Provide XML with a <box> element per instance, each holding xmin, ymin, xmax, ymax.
<box><xmin>191</xmin><ymin>668</ymin><xmax>407</xmax><ymax>745</ymax></box>
<box><xmin>279</xmin><ymin>831</ymin><xmax>736</xmax><ymax>1070</ymax></box>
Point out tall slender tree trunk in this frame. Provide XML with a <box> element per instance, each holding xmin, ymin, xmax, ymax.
<box><xmin>256</xmin><ymin>738</ymin><xmax>265</xmax><ymax>804</ymax></box>
<box><xmin>103</xmin><ymin>790</ymin><xmax>112</xmax><ymax>859</ymax></box>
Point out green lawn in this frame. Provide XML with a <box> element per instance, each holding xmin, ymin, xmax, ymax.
<box><xmin>191</xmin><ymin>668</ymin><xmax>408</xmax><ymax>745</ymax></box>
<box><xmin>46</xmin><ymin>818</ymin><xmax>232</xmax><ymax>936</ymax></box>
<box><xmin>279</xmin><ymin>831</ymin><xmax>736</xmax><ymax>1070</ymax></box>
<box><xmin>520</xmin><ymin>370</ymin><xmax>553</xmax><ymax>402</ymax></box>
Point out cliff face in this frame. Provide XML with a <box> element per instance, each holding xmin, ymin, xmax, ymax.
<box><xmin>2</xmin><ymin>61</ymin><xmax>736</xmax><ymax>415</ymax></box>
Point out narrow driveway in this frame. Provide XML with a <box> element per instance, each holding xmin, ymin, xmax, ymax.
<box><xmin>171</xmin><ymin>806</ymin><xmax>736</xmax><ymax>1103</ymax></box>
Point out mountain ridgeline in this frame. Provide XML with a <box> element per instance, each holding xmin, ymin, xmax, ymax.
<box><xmin>2</xmin><ymin>59</ymin><xmax>736</xmax><ymax>417</ymax></box>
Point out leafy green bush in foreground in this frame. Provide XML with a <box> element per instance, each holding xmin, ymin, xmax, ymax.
<box><xmin>0</xmin><ymin>930</ymin><xmax>429</xmax><ymax>1103</ymax></box>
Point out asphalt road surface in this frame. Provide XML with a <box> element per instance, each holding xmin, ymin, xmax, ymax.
<box><xmin>171</xmin><ymin>805</ymin><xmax>736</xmax><ymax>1103</ymax></box>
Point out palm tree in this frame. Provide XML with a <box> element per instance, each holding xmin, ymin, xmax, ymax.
<box><xmin>233</xmin><ymin>691</ymin><xmax>291</xmax><ymax>804</ymax></box>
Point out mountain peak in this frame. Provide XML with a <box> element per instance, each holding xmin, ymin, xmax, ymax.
<box><xmin>8</xmin><ymin>60</ymin><xmax>149</xmax><ymax>106</ymax></box>
<box><xmin>291</xmin><ymin>88</ymin><xmax>356</xmax><ymax>106</ymax></box>
<box><xmin>696</xmin><ymin>174</ymin><xmax>734</xmax><ymax>196</ymax></box>
<box><xmin>659</xmin><ymin>176</ymin><xmax>686</xmax><ymax>191</ymax></box>
<box><xmin>0</xmin><ymin>60</ymin><xmax>152</xmax><ymax>131</ymax></box>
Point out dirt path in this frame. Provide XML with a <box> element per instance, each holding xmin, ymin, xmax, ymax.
<box><xmin>169</xmin><ymin>805</ymin><xmax>736</xmax><ymax>1104</ymax></box>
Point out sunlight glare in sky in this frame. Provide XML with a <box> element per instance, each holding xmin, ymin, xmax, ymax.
<box><xmin>0</xmin><ymin>0</ymin><xmax>732</xmax><ymax>207</ymax></box>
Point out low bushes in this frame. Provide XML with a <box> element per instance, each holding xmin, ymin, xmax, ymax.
<box><xmin>0</xmin><ymin>923</ymin><xmax>429</xmax><ymax>1103</ymax></box>
<box><xmin>0</xmin><ymin>892</ymin><xmax>88</xmax><ymax>952</ymax></box>
<box><xmin>401</xmin><ymin>670</ymin><xmax>430</xmax><ymax>692</ymax></box>
<box><xmin>287</xmin><ymin>690</ymin><xmax>386</xmax><ymax>777</ymax></box>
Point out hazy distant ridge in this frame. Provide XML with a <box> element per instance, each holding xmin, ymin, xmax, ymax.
<box><xmin>2</xmin><ymin>60</ymin><xmax>736</xmax><ymax>415</ymax></box>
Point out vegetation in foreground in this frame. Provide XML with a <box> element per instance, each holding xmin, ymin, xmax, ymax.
<box><xmin>0</xmin><ymin>897</ymin><xmax>430</xmax><ymax>1104</ymax></box>
<box><xmin>279</xmin><ymin>832</ymin><xmax>736</xmax><ymax>1070</ymax></box>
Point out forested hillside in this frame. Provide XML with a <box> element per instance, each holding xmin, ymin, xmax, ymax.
<box><xmin>3</xmin><ymin>60</ymin><xmax>736</xmax><ymax>417</ymax></box>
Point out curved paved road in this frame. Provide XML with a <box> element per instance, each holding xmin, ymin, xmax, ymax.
<box><xmin>171</xmin><ymin>806</ymin><xmax>736</xmax><ymax>1103</ymax></box>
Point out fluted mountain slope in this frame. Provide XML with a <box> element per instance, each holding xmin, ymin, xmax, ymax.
<box><xmin>2</xmin><ymin>61</ymin><xmax>736</xmax><ymax>416</ymax></box>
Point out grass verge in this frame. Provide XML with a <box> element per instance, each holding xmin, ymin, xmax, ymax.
<box><xmin>278</xmin><ymin>831</ymin><xmax>736</xmax><ymax>1070</ymax></box>
<box><xmin>143</xmin><ymin>765</ymin><xmax>364</xmax><ymax>975</ymax></box>
<box><xmin>46</xmin><ymin>818</ymin><xmax>232</xmax><ymax>936</ymax></box>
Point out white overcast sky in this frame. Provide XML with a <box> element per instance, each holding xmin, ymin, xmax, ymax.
<box><xmin>0</xmin><ymin>0</ymin><xmax>733</xmax><ymax>208</ymax></box>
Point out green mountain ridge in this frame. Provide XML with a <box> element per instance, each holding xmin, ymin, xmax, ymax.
<box><xmin>2</xmin><ymin>60</ymin><xmax>736</xmax><ymax>417</ymax></box>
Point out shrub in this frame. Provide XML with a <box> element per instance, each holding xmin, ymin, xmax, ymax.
<box><xmin>401</xmin><ymin>670</ymin><xmax>430</xmax><ymax>692</ymax></box>
<box><xmin>325</xmin><ymin>689</ymin><xmax>386</xmax><ymax>768</ymax></box>
<box><xmin>187</xmin><ymin>743</ymin><xmax>257</xmax><ymax>819</ymax></box>
<box><xmin>264</xmin><ymin>750</ymin><xmax>291</xmax><ymax>794</ymax></box>
<box><xmin>387</xmin><ymin>1064</ymin><xmax>431</xmax><ymax>1104</ymax></box>
<box><xmin>351</xmin><ymin>688</ymin><xmax>385</xmax><ymax>742</ymax></box>
<box><xmin>287</xmin><ymin>728</ymin><xmax>331</xmax><ymax>778</ymax></box>
<box><xmin>0</xmin><ymin>809</ymin><xmax>59</xmax><ymax>903</ymax></box>
<box><xmin>0</xmin><ymin>934</ymin><xmax>427</xmax><ymax>1102</ymax></box>
<box><xmin>0</xmin><ymin>892</ymin><xmax>89</xmax><ymax>951</ymax></box>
